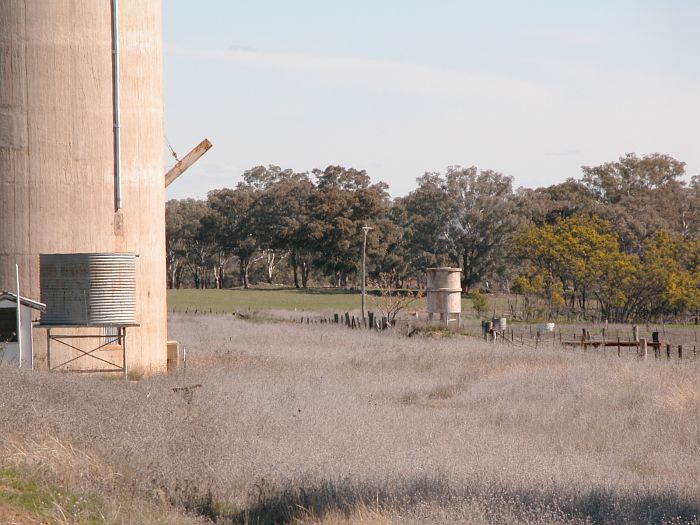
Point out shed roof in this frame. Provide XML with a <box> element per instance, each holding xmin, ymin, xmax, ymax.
<box><xmin>0</xmin><ymin>291</ymin><xmax>46</xmax><ymax>312</ymax></box>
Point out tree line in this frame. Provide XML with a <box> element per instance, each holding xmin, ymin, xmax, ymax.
<box><xmin>166</xmin><ymin>153</ymin><xmax>699</xmax><ymax>323</ymax></box>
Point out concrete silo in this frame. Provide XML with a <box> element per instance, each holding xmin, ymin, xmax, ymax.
<box><xmin>0</xmin><ymin>1</ymin><xmax>167</xmax><ymax>373</ymax></box>
<box><xmin>426</xmin><ymin>267</ymin><xmax>462</xmax><ymax>326</ymax></box>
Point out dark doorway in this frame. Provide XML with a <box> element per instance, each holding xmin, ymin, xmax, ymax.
<box><xmin>0</xmin><ymin>308</ymin><xmax>18</xmax><ymax>342</ymax></box>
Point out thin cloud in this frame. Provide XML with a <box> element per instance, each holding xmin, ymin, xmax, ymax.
<box><xmin>228</xmin><ymin>44</ymin><xmax>258</xmax><ymax>53</ymax></box>
<box><xmin>165</xmin><ymin>43</ymin><xmax>546</xmax><ymax>101</ymax></box>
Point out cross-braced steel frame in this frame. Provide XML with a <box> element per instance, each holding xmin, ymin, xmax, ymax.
<box><xmin>40</xmin><ymin>324</ymin><xmax>137</xmax><ymax>378</ymax></box>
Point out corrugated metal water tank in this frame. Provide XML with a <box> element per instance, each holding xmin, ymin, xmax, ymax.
<box><xmin>40</xmin><ymin>253</ymin><xmax>137</xmax><ymax>326</ymax></box>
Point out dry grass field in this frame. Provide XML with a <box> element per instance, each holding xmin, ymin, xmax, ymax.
<box><xmin>1</xmin><ymin>314</ymin><xmax>699</xmax><ymax>524</ymax></box>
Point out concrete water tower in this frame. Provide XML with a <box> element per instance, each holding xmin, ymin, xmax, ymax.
<box><xmin>426</xmin><ymin>267</ymin><xmax>462</xmax><ymax>326</ymax></box>
<box><xmin>0</xmin><ymin>1</ymin><xmax>167</xmax><ymax>373</ymax></box>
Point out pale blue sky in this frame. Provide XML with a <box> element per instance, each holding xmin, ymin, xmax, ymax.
<box><xmin>163</xmin><ymin>1</ymin><xmax>699</xmax><ymax>199</ymax></box>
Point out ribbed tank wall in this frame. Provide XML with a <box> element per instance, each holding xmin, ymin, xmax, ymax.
<box><xmin>40</xmin><ymin>253</ymin><xmax>138</xmax><ymax>326</ymax></box>
<box><xmin>0</xmin><ymin>0</ymin><xmax>166</xmax><ymax>372</ymax></box>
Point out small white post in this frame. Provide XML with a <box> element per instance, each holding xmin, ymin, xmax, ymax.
<box><xmin>640</xmin><ymin>338</ymin><xmax>648</xmax><ymax>360</ymax></box>
<box><xmin>15</xmin><ymin>264</ymin><xmax>22</xmax><ymax>368</ymax></box>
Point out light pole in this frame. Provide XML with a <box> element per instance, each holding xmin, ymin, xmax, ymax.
<box><xmin>361</xmin><ymin>226</ymin><xmax>373</xmax><ymax>321</ymax></box>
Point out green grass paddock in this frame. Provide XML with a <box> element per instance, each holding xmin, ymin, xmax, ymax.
<box><xmin>169</xmin><ymin>287</ymin><xmax>372</xmax><ymax>313</ymax></box>
<box><xmin>167</xmin><ymin>287</ymin><xmax>480</xmax><ymax>314</ymax></box>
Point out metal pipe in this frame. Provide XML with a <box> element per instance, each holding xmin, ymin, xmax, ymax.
<box><xmin>111</xmin><ymin>0</ymin><xmax>122</xmax><ymax>210</ymax></box>
<box><xmin>15</xmin><ymin>264</ymin><xmax>22</xmax><ymax>368</ymax></box>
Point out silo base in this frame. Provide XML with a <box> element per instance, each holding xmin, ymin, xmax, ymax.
<box><xmin>428</xmin><ymin>312</ymin><xmax>461</xmax><ymax>327</ymax></box>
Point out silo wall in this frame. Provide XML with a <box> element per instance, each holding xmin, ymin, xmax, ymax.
<box><xmin>0</xmin><ymin>0</ymin><xmax>166</xmax><ymax>373</ymax></box>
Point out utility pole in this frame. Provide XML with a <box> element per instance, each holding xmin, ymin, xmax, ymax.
<box><xmin>361</xmin><ymin>226</ymin><xmax>373</xmax><ymax>321</ymax></box>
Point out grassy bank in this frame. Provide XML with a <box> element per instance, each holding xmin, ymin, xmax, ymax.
<box><xmin>0</xmin><ymin>467</ymin><xmax>102</xmax><ymax>524</ymax></box>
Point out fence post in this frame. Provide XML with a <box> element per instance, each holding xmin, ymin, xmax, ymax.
<box><xmin>602</xmin><ymin>329</ymin><xmax>606</xmax><ymax>355</ymax></box>
<box><xmin>639</xmin><ymin>338</ymin><xmax>647</xmax><ymax>359</ymax></box>
<box><xmin>632</xmin><ymin>325</ymin><xmax>639</xmax><ymax>343</ymax></box>
<box><xmin>666</xmin><ymin>343</ymin><xmax>671</xmax><ymax>360</ymax></box>
<box><xmin>678</xmin><ymin>345</ymin><xmax>683</xmax><ymax>360</ymax></box>
<box><xmin>652</xmin><ymin>332</ymin><xmax>660</xmax><ymax>359</ymax></box>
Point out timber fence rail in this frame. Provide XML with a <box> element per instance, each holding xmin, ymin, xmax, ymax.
<box><xmin>483</xmin><ymin>323</ymin><xmax>697</xmax><ymax>361</ymax></box>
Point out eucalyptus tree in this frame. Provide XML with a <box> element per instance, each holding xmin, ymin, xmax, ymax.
<box><xmin>443</xmin><ymin>166</ymin><xmax>519</xmax><ymax>291</ymax></box>
<box><xmin>165</xmin><ymin>198</ymin><xmax>214</xmax><ymax>288</ymax></box>
<box><xmin>395</xmin><ymin>173</ymin><xmax>455</xmax><ymax>274</ymax></box>
<box><xmin>206</xmin><ymin>187</ymin><xmax>258</xmax><ymax>288</ymax></box>
<box><xmin>305</xmin><ymin>166</ymin><xmax>392</xmax><ymax>287</ymax></box>
<box><xmin>243</xmin><ymin>166</ymin><xmax>316</xmax><ymax>286</ymax></box>
<box><xmin>582</xmin><ymin>153</ymin><xmax>691</xmax><ymax>254</ymax></box>
<box><xmin>399</xmin><ymin>167</ymin><xmax>518</xmax><ymax>291</ymax></box>
<box><xmin>515</xmin><ymin>179</ymin><xmax>599</xmax><ymax>226</ymax></box>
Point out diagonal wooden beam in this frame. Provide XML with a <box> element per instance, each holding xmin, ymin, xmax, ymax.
<box><xmin>164</xmin><ymin>138</ymin><xmax>213</xmax><ymax>188</ymax></box>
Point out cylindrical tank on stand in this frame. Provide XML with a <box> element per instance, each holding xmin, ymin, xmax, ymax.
<box><xmin>40</xmin><ymin>253</ymin><xmax>137</xmax><ymax>326</ymax></box>
<box><xmin>0</xmin><ymin>1</ymin><xmax>166</xmax><ymax>373</ymax></box>
<box><xmin>426</xmin><ymin>267</ymin><xmax>462</xmax><ymax>326</ymax></box>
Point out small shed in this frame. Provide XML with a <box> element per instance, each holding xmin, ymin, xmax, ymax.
<box><xmin>0</xmin><ymin>291</ymin><xmax>46</xmax><ymax>368</ymax></box>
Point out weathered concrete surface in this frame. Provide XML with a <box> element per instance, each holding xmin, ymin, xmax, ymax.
<box><xmin>0</xmin><ymin>1</ymin><xmax>166</xmax><ymax>373</ymax></box>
